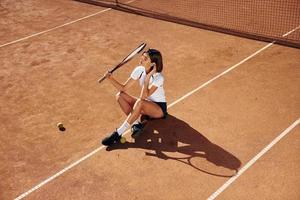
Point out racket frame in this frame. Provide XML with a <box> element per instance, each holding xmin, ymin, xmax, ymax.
<box><xmin>98</xmin><ymin>43</ymin><xmax>146</xmax><ymax>83</ymax></box>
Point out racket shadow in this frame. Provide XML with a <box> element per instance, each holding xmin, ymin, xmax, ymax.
<box><xmin>108</xmin><ymin>114</ymin><xmax>241</xmax><ymax>177</ymax></box>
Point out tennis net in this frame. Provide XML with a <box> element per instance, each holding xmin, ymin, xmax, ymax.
<box><xmin>76</xmin><ymin>0</ymin><xmax>300</xmax><ymax>48</ymax></box>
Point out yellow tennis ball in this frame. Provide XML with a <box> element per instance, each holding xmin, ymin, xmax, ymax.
<box><xmin>120</xmin><ymin>137</ymin><xmax>126</xmax><ymax>144</ymax></box>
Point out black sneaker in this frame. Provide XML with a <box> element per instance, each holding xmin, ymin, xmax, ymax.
<box><xmin>102</xmin><ymin>131</ymin><xmax>121</xmax><ymax>146</ymax></box>
<box><xmin>131</xmin><ymin>123</ymin><xmax>144</xmax><ymax>139</ymax></box>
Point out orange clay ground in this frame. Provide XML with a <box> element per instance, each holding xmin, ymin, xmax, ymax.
<box><xmin>0</xmin><ymin>1</ymin><xmax>299</xmax><ymax>200</ymax></box>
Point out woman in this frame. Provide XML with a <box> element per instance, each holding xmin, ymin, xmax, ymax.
<box><xmin>101</xmin><ymin>49</ymin><xmax>167</xmax><ymax>146</ymax></box>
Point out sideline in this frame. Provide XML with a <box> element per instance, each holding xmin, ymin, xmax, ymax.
<box><xmin>207</xmin><ymin>118</ymin><xmax>300</xmax><ymax>200</ymax></box>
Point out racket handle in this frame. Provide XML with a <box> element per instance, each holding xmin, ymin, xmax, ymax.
<box><xmin>98</xmin><ymin>69</ymin><xmax>113</xmax><ymax>83</ymax></box>
<box><xmin>98</xmin><ymin>75</ymin><xmax>106</xmax><ymax>83</ymax></box>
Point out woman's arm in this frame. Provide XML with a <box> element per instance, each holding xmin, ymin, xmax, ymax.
<box><xmin>140</xmin><ymin>69</ymin><xmax>158</xmax><ymax>99</ymax></box>
<box><xmin>141</xmin><ymin>84</ymin><xmax>158</xmax><ymax>100</ymax></box>
<box><xmin>106</xmin><ymin>72</ymin><xmax>135</xmax><ymax>92</ymax></box>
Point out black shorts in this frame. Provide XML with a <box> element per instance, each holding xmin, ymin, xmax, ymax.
<box><xmin>154</xmin><ymin>102</ymin><xmax>168</xmax><ymax>119</ymax></box>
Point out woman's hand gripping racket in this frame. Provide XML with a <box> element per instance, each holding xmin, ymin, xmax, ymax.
<box><xmin>98</xmin><ymin>43</ymin><xmax>147</xmax><ymax>83</ymax></box>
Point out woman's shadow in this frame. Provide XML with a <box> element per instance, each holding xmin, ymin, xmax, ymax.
<box><xmin>108</xmin><ymin>114</ymin><xmax>241</xmax><ymax>177</ymax></box>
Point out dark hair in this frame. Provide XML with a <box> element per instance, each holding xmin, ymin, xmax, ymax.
<box><xmin>146</xmin><ymin>49</ymin><xmax>163</xmax><ymax>72</ymax></box>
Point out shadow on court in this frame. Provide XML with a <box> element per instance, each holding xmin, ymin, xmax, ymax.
<box><xmin>107</xmin><ymin>114</ymin><xmax>241</xmax><ymax>177</ymax></box>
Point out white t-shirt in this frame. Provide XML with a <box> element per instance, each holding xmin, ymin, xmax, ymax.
<box><xmin>130</xmin><ymin>66</ymin><xmax>166</xmax><ymax>102</ymax></box>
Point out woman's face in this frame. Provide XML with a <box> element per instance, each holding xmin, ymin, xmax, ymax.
<box><xmin>140</xmin><ymin>53</ymin><xmax>152</xmax><ymax>70</ymax></box>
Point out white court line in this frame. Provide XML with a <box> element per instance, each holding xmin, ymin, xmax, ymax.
<box><xmin>0</xmin><ymin>0</ymin><xmax>136</xmax><ymax>49</ymax></box>
<box><xmin>207</xmin><ymin>118</ymin><xmax>300</xmax><ymax>200</ymax></box>
<box><xmin>0</xmin><ymin>2</ymin><xmax>298</xmax><ymax>49</ymax></box>
<box><xmin>168</xmin><ymin>43</ymin><xmax>274</xmax><ymax>108</ymax></box>
<box><xmin>0</xmin><ymin>8</ymin><xmax>111</xmax><ymax>48</ymax></box>
<box><xmin>205</xmin><ymin>26</ymin><xmax>300</xmax><ymax>200</ymax></box>
<box><xmin>13</xmin><ymin>13</ymin><xmax>300</xmax><ymax>200</ymax></box>
<box><xmin>283</xmin><ymin>25</ymin><xmax>300</xmax><ymax>37</ymax></box>
<box><xmin>167</xmin><ymin>26</ymin><xmax>300</xmax><ymax>107</ymax></box>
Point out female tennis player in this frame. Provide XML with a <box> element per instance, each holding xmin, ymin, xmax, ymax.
<box><xmin>102</xmin><ymin>49</ymin><xmax>167</xmax><ymax>146</ymax></box>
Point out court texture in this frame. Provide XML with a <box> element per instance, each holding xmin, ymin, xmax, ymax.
<box><xmin>0</xmin><ymin>1</ymin><xmax>299</xmax><ymax>199</ymax></box>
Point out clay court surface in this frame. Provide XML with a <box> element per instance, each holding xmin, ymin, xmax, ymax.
<box><xmin>0</xmin><ymin>1</ymin><xmax>299</xmax><ymax>199</ymax></box>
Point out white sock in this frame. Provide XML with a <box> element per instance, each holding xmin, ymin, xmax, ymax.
<box><xmin>117</xmin><ymin>121</ymin><xmax>130</xmax><ymax>136</ymax></box>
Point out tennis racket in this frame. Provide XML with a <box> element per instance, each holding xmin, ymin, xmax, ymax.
<box><xmin>98</xmin><ymin>43</ymin><xmax>147</xmax><ymax>83</ymax></box>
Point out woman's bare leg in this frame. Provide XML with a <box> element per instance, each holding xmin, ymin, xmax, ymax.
<box><xmin>126</xmin><ymin>99</ymin><xmax>163</xmax><ymax>125</ymax></box>
<box><xmin>101</xmin><ymin>99</ymin><xmax>164</xmax><ymax>146</ymax></box>
<box><xmin>116</xmin><ymin>91</ymin><xmax>137</xmax><ymax>115</ymax></box>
